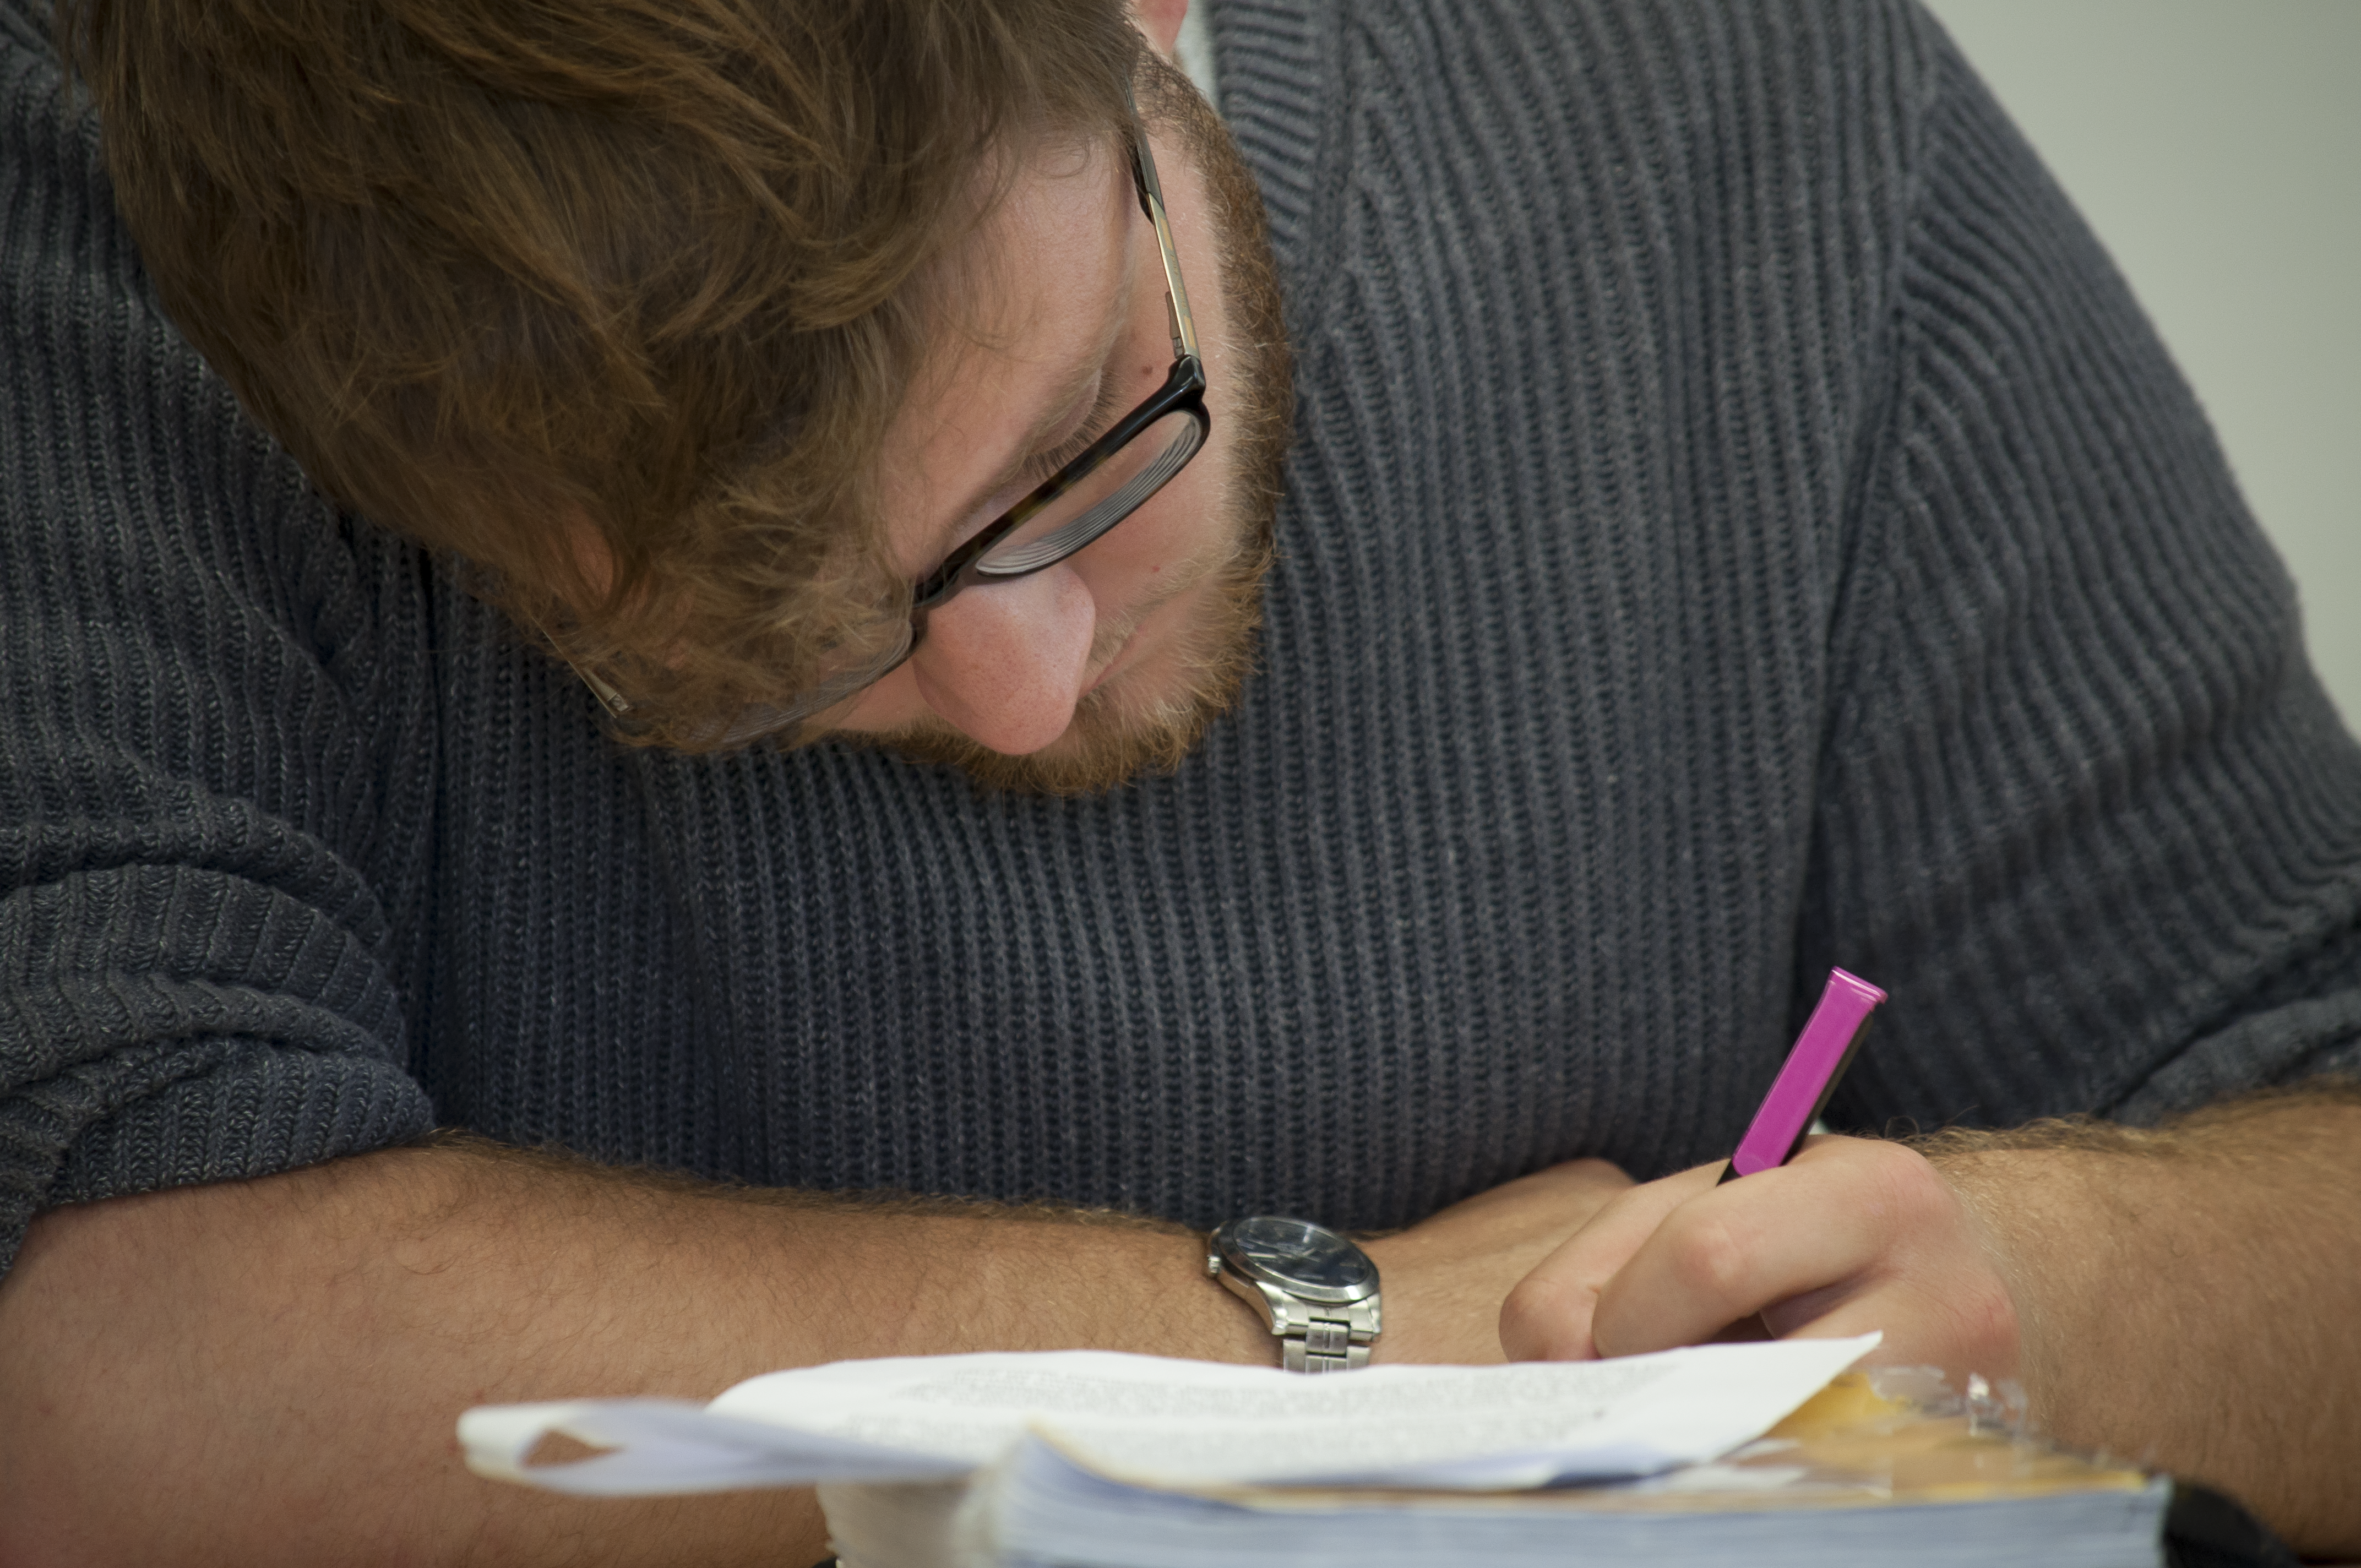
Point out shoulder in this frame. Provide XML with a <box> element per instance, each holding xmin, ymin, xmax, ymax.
<box><xmin>1205</xmin><ymin>0</ymin><xmax>1962</xmax><ymax>351</ymax></box>
<box><xmin>2</xmin><ymin>1</ymin><xmax>440</xmax><ymax>889</ymax></box>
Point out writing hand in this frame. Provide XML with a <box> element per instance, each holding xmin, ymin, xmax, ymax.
<box><xmin>1497</xmin><ymin>1136</ymin><xmax>2020</xmax><ymax>1393</ymax></box>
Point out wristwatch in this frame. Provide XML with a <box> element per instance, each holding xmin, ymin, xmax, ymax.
<box><xmin>1206</xmin><ymin>1216</ymin><xmax>1383</xmax><ymax>1372</ymax></box>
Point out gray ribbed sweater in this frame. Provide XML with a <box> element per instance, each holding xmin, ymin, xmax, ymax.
<box><xmin>6</xmin><ymin>0</ymin><xmax>2360</xmax><ymax>1276</ymax></box>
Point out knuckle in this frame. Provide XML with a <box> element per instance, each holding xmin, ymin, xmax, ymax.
<box><xmin>1850</xmin><ymin>1140</ymin><xmax>1949</xmax><ymax>1227</ymax></box>
<box><xmin>1498</xmin><ymin>1278</ymin><xmax>1546</xmax><ymax>1339</ymax></box>
<box><xmin>1500</xmin><ymin>1273</ymin><xmax>1588</xmax><ymax>1358</ymax></box>
<box><xmin>1663</xmin><ymin>1212</ymin><xmax>1752</xmax><ymax>1303</ymax></box>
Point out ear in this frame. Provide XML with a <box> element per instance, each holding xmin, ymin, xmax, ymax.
<box><xmin>1131</xmin><ymin>0</ymin><xmax>1188</xmax><ymax>59</ymax></box>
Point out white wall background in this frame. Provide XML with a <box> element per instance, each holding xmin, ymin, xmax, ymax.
<box><xmin>1919</xmin><ymin>0</ymin><xmax>2361</xmax><ymax>726</ymax></box>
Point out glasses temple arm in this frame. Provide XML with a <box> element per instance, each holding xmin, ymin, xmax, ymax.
<box><xmin>1124</xmin><ymin>88</ymin><xmax>1200</xmax><ymax>363</ymax></box>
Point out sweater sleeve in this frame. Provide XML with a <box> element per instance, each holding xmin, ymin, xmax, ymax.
<box><xmin>1809</xmin><ymin>9</ymin><xmax>2361</xmax><ymax>1134</ymax></box>
<box><xmin>0</xmin><ymin>32</ymin><xmax>437</xmax><ymax>1273</ymax></box>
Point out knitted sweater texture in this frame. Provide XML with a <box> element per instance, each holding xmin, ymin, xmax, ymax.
<box><xmin>6</xmin><ymin>0</ymin><xmax>2360</xmax><ymax>1273</ymax></box>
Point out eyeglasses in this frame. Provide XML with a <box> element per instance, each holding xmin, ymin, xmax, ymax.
<box><xmin>567</xmin><ymin>88</ymin><xmax>1209</xmax><ymax>745</ymax></box>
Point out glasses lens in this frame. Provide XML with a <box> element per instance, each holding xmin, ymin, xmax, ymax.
<box><xmin>975</xmin><ymin>409</ymin><xmax>1206</xmax><ymax>578</ymax></box>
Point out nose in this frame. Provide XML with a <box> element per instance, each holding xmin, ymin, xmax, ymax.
<box><xmin>908</xmin><ymin>565</ymin><xmax>1097</xmax><ymax>754</ymax></box>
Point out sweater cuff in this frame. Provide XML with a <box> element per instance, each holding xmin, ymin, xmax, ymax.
<box><xmin>2108</xmin><ymin>992</ymin><xmax>2361</xmax><ymax>1125</ymax></box>
<box><xmin>0</xmin><ymin>1036</ymin><xmax>434</xmax><ymax>1275</ymax></box>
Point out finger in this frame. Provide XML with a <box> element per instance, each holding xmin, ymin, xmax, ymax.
<box><xmin>1587</xmin><ymin>1139</ymin><xmax>1944</xmax><ymax>1359</ymax></box>
<box><xmin>1499</xmin><ymin>1162</ymin><xmax>1727</xmax><ymax>1361</ymax></box>
<box><xmin>1591</xmin><ymin>1150</ymin><xmax>1892</xmax><ymax>1357</ymax></box>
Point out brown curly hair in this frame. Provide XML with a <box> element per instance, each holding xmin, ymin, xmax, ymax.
<box><xmin>56</xmin><ymin>0</ymin><xmax>1142</xmax><ymax>747</ymax></box>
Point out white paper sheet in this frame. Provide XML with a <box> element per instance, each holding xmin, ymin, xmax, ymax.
<box><xmin>460</xmin><ymin>1333</ymin><xmax>1878</xmax><ymax>1497</ymax></box>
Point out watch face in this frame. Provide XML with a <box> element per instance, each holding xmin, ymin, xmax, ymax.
<box><xmin>1218</xmin><ymin>1216</ymin><xmax>1378</xmax><ymax>1300</ymax></box>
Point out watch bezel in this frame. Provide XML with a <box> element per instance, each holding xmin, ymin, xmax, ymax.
<box><xmin>1210</xmin><ymin>1216</ymin><xmax>1380</xmax><ymax>1306</ymax></box>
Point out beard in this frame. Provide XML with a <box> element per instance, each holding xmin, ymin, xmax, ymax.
<box><xmin>840</xmin><ymin>51</ymin><xmax>1293</xmax><ymax>797</ymax></box>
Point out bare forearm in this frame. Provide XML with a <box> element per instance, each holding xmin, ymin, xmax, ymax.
<box><xmin>0</xmin><ymin>1137</ymin><xmax>1270</xmax><ymax>1568</ymax></box>
<box><xmin>1928</xmin><ymin>1086</ymin><xmax>2361</xmax><ymax>1555</ymax></box>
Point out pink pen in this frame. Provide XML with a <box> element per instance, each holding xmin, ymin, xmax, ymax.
<box><xmin>1718</xmin><ymin>967</ymin><xmax>1887</xmax><ymax>1183</ymax></box>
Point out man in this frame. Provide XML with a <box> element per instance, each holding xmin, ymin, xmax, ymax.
<box><xmin>2</xmin><ymin>0</ymin><xmax>2356</xmax><ymax>1562</ymax></box>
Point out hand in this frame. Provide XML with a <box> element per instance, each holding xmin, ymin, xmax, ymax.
<box><xmin>1361</xmin><ymin>1158</ymin><xmax>1635</xmax><ymax>1364</ymax></box>
<box><xmin>1497</xmin><ymin>1136</ymin><xmax>2021</xmax><ymax>1393</ymax></box>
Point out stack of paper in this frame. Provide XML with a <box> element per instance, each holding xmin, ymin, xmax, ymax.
<box><xmin>459</xmin><ymin>1333</ymin><xmax>2168</xmax><ymax>1567</ymax></box>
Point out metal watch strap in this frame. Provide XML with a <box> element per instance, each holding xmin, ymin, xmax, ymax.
<box><xmin>1217</xmin><ymin>1271</ymin><xmax>1381</xmax><ymax>1372</ymax></box>
<box><xmin>1267</xmin><ymin>1292</ymin><xmax>1381</xmax><ymax>1373</ymax></box>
